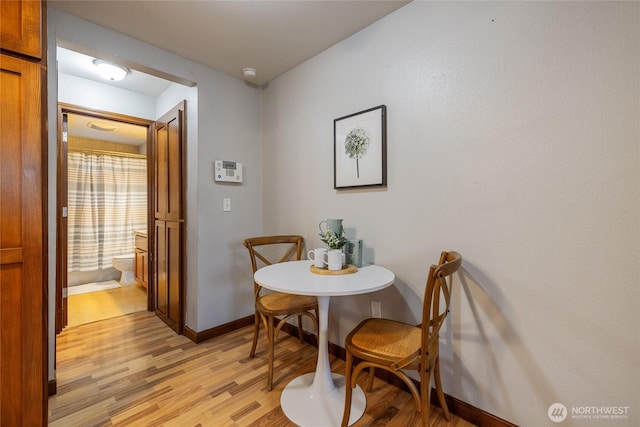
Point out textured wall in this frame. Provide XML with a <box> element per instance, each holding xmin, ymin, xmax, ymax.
<box><xmin>261</xmin><ymin>2</ymin><xmax>639</xmax><ymax>425</ymax></box>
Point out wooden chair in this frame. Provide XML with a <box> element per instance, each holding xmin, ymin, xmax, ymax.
<box><xmin>243</xmin><ymin>235</ymin><xmax>319</xmax><ymax>390</ymax></box>
<box><xmin>341</xmin><ymin>251</ymin><xmax>462</xmax><ymax>426</ymax></box>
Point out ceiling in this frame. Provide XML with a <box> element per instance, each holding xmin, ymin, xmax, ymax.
<box><xmin>53</xmin><ymin>1</ymin><xmax>410</xmax><ymax>148</ymax></box>
<box><xmin>67</xmin><ymin>113</ymin><xmax>148</xmax><ymax>147</ymax></box>
<box><xmin>49</xmin><ymin>0</ymin><xmax>410</xmax><ymax>87</ymax></box>
<box><xmin>57</xmin><ymin>46</ymin><xmax>174</xmax><ymax>97</ymax></box>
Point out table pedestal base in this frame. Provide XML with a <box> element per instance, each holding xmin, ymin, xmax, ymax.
<box><xmin>280</xmin><ymin>372</ymin><xmax>366</xmax><ymax>427</ymax></box>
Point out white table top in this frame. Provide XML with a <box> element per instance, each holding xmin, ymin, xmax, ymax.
<box><xmin>254</xmin><ymin>260</ymin><xmax>395</xmax><ymax>297</ymax></box>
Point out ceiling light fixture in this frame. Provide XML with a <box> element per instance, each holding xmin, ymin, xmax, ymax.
<box><xmin>87</xmin><ymin>121</ymin><xmax>117</xmax><ymax>132</ymax></box>
<box><xmin>93</xmin><ymin>59</ymin><xmax>129</xmax><ymax>81</ymax></box>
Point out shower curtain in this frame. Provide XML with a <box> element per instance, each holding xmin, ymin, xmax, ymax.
<box><xmin>68</xmin><ymin>151</ymin><xmax>147</xmax><ymax>272</ymax></box>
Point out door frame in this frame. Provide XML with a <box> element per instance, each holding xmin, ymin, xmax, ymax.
<box><xmin>55</xmin><ymin>103</ymin><xmax>155</xmax><ymax>333</ymax></box>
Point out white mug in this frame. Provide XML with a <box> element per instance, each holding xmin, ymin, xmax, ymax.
<box><xmin>322</xmin><ymin>249</ymin><xmax>343</xmax><ymax>271</ymax></box>
<box><xmin>308</xmin><ymin>248</ymin><xmax>327</xmax><ymax>268</ymax></box>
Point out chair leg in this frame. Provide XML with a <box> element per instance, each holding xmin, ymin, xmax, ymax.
<box><xmin>433</xmin><ymin>356</ymin><xmax>451</xmax><ymax>421</ymax></box>
<box><xmin>297</xmin><ymin>314</ymin><xmax>304</xmax><ymax>343</ymax></box>
<box><xmin>341</xmin><ymin>351</ymin><xmax>354</xmax><ymax>427</ymax></box>
<box><xmin>267</xmin><ymin>315</ymin><xmax>275</xmax><ymax>391</ymax></box>
<box><xmin>366</xmin><ymin>367</ymin><xmax>375</xmax><ymax>392</ymax></box>
<box><xmin>249</xmin><ymin>311</ymin><xmax>260</xmax><ymax>358</ymax></box>
<box><xmin>420</xmin><ymin>367</ymin><xmax>434</xmax><ymax>427</ymax></box>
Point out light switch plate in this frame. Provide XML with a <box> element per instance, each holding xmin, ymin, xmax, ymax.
<box><xmin>371</xmin><ymin>300</ymin><xmax>381</xmax><ymax>318</ymax></box>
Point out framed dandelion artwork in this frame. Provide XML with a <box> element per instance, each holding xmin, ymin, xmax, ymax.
<box><xmin>334</xmin><ymin>105</ymin><xmax>386</xmax><ymax>189</ymax></box>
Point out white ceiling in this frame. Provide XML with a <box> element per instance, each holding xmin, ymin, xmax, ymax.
<box><xmin>49</xmin><ymin>0</ymin><xmax>410</xmax><ymax>87</ymax></box>
<box><xmin>57</xmin><ymin>46</ymin><xmax>174</xmax><ymax>97</ymax></box>
<box><xmin>67</xmin><ymin>113</ymin><xmax>148</xmax><ymax>147</ymax></box>
<box><xmin>53</xmin><ymin>1</ymin><xmax>409</xmax><ymax>148</ymax></box>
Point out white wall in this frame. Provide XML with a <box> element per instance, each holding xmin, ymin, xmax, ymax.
<box><xmin>47</xmin><ymin>9</ymin><xmax>262</xmax><ymax>379</ymax></box>
<box><xmin>260</xmin><ymin>2</ymin><xmax>639</xmax><ymax>425</ymax></box>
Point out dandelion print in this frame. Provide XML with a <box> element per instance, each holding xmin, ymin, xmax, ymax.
<box><xmin>344</xmin><ymin>127</ymin><xmax>370</xmax><ymax>178</ymax></box>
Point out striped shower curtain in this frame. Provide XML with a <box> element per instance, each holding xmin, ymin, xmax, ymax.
<box><xmin>68</xmin><ymin>151</ymin><xmax>147</xmax><ymax>272</ymax></box>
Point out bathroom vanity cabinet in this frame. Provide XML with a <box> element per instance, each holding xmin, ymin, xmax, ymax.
<box><xmin>134</xmin><ymin>231</ymin><xmax>148</xmax><ymax>289</ymax></box>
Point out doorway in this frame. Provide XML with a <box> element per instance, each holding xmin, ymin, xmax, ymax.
<box><xmin>56</xmin><ymin>105</ymin><xmax>154</xmax><ymax>332</ymax></box>
<box><xmin>54</xmin><ymin>44</ymin><xmax>191</xmax><ymax>337</ymax></box>
<box><xmin>56</xmin><ymin>101</ymin><xmax>187</xmax><ymax>335</ymax></box>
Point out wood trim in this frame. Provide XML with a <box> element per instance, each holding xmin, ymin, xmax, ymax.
<box><xmin>184</xmin><ymin>315</ymin><xmax>254</xmax><ymax>343</ymax></box>
<box><xmin>56</xmin><ymin>103</ymin><xmax>155</xmax><ymax>334</ymax></box>
<box><xmin>48</xmin><ymin>379</ymin><xmax>57</xmax><ymax>397</ymax></box>
<box><xmin>58</xmin><ymin>103</ymin><xmax>155</xmax><ymax>127</ymax></box>
<box><xmin>444</xmin><ymin>394</ymin><xmax>519</xmax><ymax>427</ymax></box>
<box><xmin>0</xmin><ymin>248</ymin><xmax>23</xmax><ymax>264</ymax></box>
<box><xmin>55</xmin><ymin>107</ymin><xmax>67</xmax><ymax>334</ymax></box>
<box><xmin>68</xmin><ymin>147</ymin><xmax>146</xmax><ymax>159</ymax></box>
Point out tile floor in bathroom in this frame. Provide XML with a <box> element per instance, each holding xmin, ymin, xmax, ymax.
<box><xmin>67</xmin><ymin>282</ymin><xmax>148</xmax><ymax>326</ymax></box>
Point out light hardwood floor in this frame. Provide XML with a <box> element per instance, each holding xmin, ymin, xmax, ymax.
<box><xmin>49</xmin><ymin>311</ymin><xmax>475</xmax><ymax>427</ymax></box>
<box><xmin>67</xmin><ymin>284</ymin><xmax>148</xmax><ymax>326</ymax></box>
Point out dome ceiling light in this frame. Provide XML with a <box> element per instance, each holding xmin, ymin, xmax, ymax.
<box><xmin>93</xmin><ymin>59</ymin><xmax>129</xmax><ymax>81</ymax></box>
<box><xmin>86</xmin><ymin>121</ymin><xmax>118</xmax><ymax>132</ymax></box>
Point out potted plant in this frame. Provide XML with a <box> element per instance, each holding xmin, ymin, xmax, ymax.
<box><xmin>319</xmin><ymin>229</ymin><xmax>348</xmax><ymax>250</ymax></box>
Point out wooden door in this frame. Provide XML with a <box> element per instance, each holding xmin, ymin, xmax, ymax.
<box><xmin>153</xmin><ymin>101</ymin><xmax>186</xmax><ymax>333</ymax></box>
<box><xmin>0</xmin><ymin>53</ymin><xmax>46</xmax><ymax>426</ymax></box>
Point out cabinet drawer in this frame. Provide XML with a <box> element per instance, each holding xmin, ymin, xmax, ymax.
<box><xmin>135</xmin><ymin>234</ymin><xmax>148</xmax><ymax>252</ymax></box>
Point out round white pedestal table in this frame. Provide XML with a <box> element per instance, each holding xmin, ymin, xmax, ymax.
<box><xmin>254</xmin><ymin>260</ymin><xmax>395</xmax><ymax>427</ymax></box>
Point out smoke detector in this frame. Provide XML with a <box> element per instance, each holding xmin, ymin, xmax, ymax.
<box><xmin>242</xmin><ymin>67</ymin><xmax>257</xmax><ymax>81</ymax></box>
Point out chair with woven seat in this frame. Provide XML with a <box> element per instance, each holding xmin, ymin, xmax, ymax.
<box><xmin>341</xmin><ymin>251</ymin><xmax>462</xmax><ymax>426</ymax></box>
<box><xmin>243</xmin><ymin>235</ymin><xmax>319</xmax><ymax>390</ymax></box>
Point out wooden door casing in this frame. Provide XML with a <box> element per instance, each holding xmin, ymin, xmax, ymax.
<box><xmin>56</xmin><ymin>104</ymin><xmax>155</xmax><ymax>332</ymax></box>
<box><xmin>56</xmin><ymin>111</ymin><xmax>69</xmax><ymax>333</ymax></box>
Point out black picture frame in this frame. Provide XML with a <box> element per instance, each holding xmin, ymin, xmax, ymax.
<box><xmin>334</xmin><ymin>105</ymin><xmax>386</xmax><ymax>189</ymax></box>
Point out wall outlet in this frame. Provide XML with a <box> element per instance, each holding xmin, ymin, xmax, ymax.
<box><xmin>371</xmin><ymin>300</ymin><xmax>381</xmax><ymax>318</ymax></box>
<box><xmin>223</xmin><ymin>198</ymin><xmax>231</xmax><ymax>212</ymax></box>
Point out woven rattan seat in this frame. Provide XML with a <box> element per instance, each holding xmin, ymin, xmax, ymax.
<box><xmin>243</xmin><ymin>235</ymin><xmax>319</xmax><ymax>390</ymax></box>
<box><xmin>341</xmin><ymin>251</ymin><xmax>462</xmax><ymax>426</ymax></box>
<box><xmin>349</xmin><ymin>318</ymin><xmax>421</xmax><ymax>361</ymax></box>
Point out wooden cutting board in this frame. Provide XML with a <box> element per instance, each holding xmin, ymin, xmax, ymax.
<box><xmin>310</xmin><ymin>264</ymin><xmax>358</xmax><ymax>275</ymax></box>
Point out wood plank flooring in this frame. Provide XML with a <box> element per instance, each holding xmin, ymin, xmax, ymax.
<box><xmin>49</xmin><ymin>311</ymin><xmax>475</xmax><ymax>427</ymax></box>
<box><xmin>67</xmin><ymin>284</ymin><xmax>148</xmax><ymax>326</ymax></box>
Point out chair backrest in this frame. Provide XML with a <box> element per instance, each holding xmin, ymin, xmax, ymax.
<box><xmin>420</xmin><ymin>251</ymin><xmax>462</xmax><ymax>356</ymax></box>
<box><xmin>243</xmin><ymin>235</ymin><xmax>304</xmax><ymax>296</ymax></box>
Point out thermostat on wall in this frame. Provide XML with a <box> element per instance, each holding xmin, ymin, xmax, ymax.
<box><xmin>214</xmin><ymin>160</ymin><xmax>243</xmax><ymax>183</ymax></box>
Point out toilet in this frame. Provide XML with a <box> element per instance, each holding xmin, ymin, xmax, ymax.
<box><xmin>112</xmin><ymin>254</ymin><xmax>136</xmax><ymax>286</ymax></box>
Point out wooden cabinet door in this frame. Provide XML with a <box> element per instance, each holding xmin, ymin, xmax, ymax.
<box><xmin>135</xmin><ymin>249</ymin><xmax>144</xmax><ymax>283</ymax></box>
<box><xmin>0</xmin><ymin>53</ymin><xmax>46</xmax><ymax>426</ymax></box>
<box><xmin>0</xmin><ymin>0</ymin><xmax>42</xmax><ymax>59</ymax></box>
<box><xmin>142</xmin><ymin>250</ymin><xmax>149</xmax><ymax>286</ymax></box>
